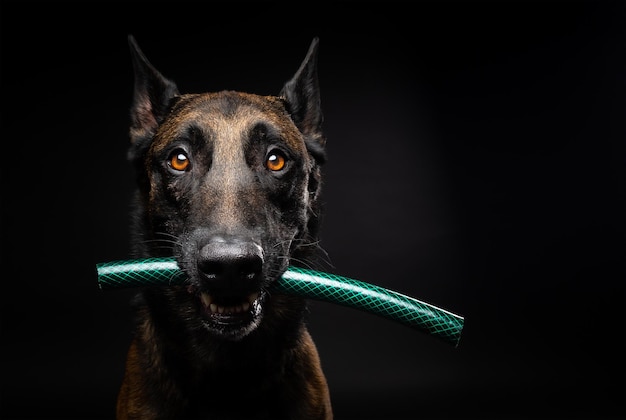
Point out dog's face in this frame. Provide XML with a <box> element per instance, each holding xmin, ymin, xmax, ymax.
<box><xmin>126</xmin><ymin>36</ymin><xmax>325</xmax><ymax>341</ymax></box>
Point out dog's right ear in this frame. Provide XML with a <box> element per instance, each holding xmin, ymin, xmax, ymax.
<box><xmin>127</xmin><ymin>35</ymin><xmax>179</xmax><ymax>161</ymax></box>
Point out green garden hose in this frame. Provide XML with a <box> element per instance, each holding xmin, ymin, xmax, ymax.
<box><xmin>96</xmin><ymin>257</ymin><xmax>464</xmax><ymax>347</ymax></box>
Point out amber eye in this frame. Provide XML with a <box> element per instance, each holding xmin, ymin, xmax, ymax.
<box><xmin>168</xmin><ymin>150</ymin><xmax>190</xmax><ymax>172</ymax></box>
<box><xmin>266</xmin><ymin>151</ymin><xmax>287</xmax><ymax>172</ymax></box>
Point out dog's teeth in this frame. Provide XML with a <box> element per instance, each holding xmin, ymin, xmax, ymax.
<box><xmin>203</xmin><ymin>294</ymin><xmax>257</xmax><ymax>315</ymax></box>
<box><xmin>200</xmin><ymin>292</ymin><xmax>212</xmax><ymax>307</ymax></box>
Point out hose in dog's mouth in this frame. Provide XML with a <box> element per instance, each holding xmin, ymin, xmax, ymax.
<box><xmin>95</xmin><ymin>257</ymin><xmax>464</xmax><ymax>347</ymax></box>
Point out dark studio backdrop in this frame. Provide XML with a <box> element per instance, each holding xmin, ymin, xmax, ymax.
<box><xmin>1</xmin><ymin>1</ymin><xmax>624</xmax><ymax>419</ymax></box>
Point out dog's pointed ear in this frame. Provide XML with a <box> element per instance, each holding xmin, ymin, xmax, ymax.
<box><xmin>127</xmin><ymin>34</ymin><xmax>179</xmax><ymax>152</ymax></box>
<box><xmin>280</xmin><ymin>37</ymin><xmax>326</xmax><ymax>162</ymax></box>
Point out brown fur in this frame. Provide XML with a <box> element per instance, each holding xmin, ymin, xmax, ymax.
<box><xmin>116</xmin><ymin>36</ymin><xmax>332</xmax><ymax>419</ymax></box>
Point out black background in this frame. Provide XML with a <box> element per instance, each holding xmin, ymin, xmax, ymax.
<box><xmin>1</xmin><ymin>1</ymin><xmax>624</xmax><ymax>419</ymax></box>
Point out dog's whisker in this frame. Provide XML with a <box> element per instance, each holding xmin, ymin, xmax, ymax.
<box><xmin>137</xmin><ymin>231</ymin><xmax>185</xmax><ymax>255</ymax></box>
<box><xmin>276</xmin><ymin>255</ymin><xmax>317</xmax><ymax>272</ymax></box>
<box><xmin>270</xmin><ymin>236</ymin><xmax>335</xmax><ymax>272</ymax></box>
<box><xmin>139</xmin><ymin>238</ymin><xmax>179</xmax><ymax>245</ymax></box>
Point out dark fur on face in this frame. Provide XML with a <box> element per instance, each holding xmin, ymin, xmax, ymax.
<box><xmin>116</xmin><ymin>36</ymin><xmax>332</xmax><ymax>419</ymax></box>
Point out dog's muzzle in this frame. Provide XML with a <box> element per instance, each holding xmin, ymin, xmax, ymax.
<box><xmin>187</xmin><ymin>235</ymin><xmax>267</xmax><ymax>339</ymax></box>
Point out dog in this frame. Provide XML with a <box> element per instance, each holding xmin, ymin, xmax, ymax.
<box><xmin>116</xmin><ymin>35</ymin><xmax>332</xmax><ymax>419</ymax></box>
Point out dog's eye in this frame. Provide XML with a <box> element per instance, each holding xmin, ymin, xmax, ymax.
<box><xmin>168</xmin><ymin>151</ymin><xmax>190</xmax><ymax>172</ymax></box>
<box><xmin>266</xmin><ymin>151</ymin><xmax>287</xmax><ymax>172</ymax></box>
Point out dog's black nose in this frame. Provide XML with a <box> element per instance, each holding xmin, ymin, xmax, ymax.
<box><xmin>197</xmin><ymin>236</ymin><xmax>264</xmax><ymax>291</ymax></box>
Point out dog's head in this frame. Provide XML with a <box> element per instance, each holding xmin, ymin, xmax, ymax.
<box><xmin>126</xmin><ymin>36</ymin><xmax>326</xmax><ymax>341</ymax></box>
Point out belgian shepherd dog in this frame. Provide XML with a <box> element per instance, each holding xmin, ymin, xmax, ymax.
<box><xmin>116</xmin><ymin>35</ymin><xmax>332</xmax><ymax>419</ymax></box>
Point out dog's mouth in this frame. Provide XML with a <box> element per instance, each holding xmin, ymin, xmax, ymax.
<box><xmin>198</xmin><ymin>291</ymin><xmax>263</xmax><ymax>321</ymax></box>
<box><xmin>187</xmin><ymin>286</ymin><xmax>266</xmax><ymax>338</ymax></box>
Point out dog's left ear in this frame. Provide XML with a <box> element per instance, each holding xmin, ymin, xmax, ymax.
<box><xmin>280</xmin><ymin>37</ymin><xmax>326</xmax><ymax>163</ymax></box>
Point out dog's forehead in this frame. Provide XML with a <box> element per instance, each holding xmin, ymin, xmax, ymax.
<box><xmin>152</xmin><ymin>91</ymin><xmax>305</xmax><ymax>152</ymax></box>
